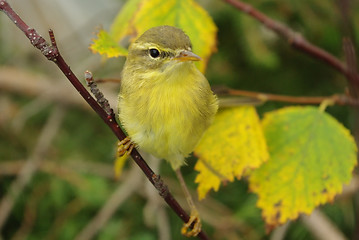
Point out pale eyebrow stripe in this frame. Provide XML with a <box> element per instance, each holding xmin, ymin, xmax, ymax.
<box><xmin>132</xmin><ymin>42</ymin><xmax>176</xmax><ymax>53</ymax></box>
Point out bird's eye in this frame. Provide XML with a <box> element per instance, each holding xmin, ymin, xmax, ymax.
<box><xmin>149</xmin><ymin>48</ymin><xmax>160</xmax><ymax>58</ymax></box>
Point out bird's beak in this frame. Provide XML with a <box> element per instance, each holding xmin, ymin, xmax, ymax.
<box><xmin>175</xmin><ymin>50</ymin><xmax>201</xmax><ymax>62</ymax></box>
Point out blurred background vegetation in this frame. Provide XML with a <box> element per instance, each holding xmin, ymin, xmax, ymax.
<box><xmin>0</xmin><ymin>0</ymin><xmax>358</xmax><ymax>239</ymax></box>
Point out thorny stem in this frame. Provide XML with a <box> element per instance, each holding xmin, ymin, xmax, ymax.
<box><xmin>0</xmin><ymin>1</ymin><xmax>209</xmax><ymax>239</ymax></box>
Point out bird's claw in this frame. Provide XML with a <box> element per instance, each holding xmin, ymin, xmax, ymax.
<box><xmin>181</xmin><ymin>210</ymin><xmax>202</xmax><ymax>237</ymax></box>
<box><xmin>114</xmin><ymin>137</ymin><xmax>135</xmax><ymax>178</ymax></box>
<box><xmin>117</xmin><ymin>137</ymin><xmax>134</xmax><ymax>156</ymax></box>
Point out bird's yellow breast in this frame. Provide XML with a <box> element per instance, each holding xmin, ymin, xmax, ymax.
<box><xmin>119</xmin><ymin>62</ymin><xmax>217</xmax><ymax>169</ymax></box>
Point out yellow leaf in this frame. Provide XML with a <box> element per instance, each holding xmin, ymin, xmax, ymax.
<box><xmin>131</xmin><ymin>0</ymin><xmax>217</xmax><ymax>72</ymax></box>
<box><xmin>194</xmin><ymin>106</ymin><xmax>269</xmax><ymax>200</ymax></box>
<box><xmin>249</xmin><ymin>106</ymin><xmax>357</xmax><ymax>230</ymax></box>
<box><xmin>89</xmin><ymin>0</ymin><xmax>141</xmax><ymax>57</ymax></box>
<box><xmin>90</xmin><ymin>30</ymin><xmax>128</xmax><ymax>57</ymax></box>
<box><xmin>90</xmin><ymin>0</ymin><xmax>217</xmax><ymax>72</ymax></box>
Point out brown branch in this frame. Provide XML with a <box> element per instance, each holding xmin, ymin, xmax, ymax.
<box><xmin>95</xmin><ymin>78</ymin><xmax>122</xmax><ymax>84</ymax></box>
<box><xmin>0</xmin><ymin>1</ymin><xmax>209</xmax><ymax>239</ymax></box>
<box><xmin>223</xmin><ymin>88</ymin><xmax>359</xmax><ymax>106</ymax></box>
<box><xmin>223</xmin><ymin>0</ymin><xmax>359</xmax><ymax>90</ymax></box>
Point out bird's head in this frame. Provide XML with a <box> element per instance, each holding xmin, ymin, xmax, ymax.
<box><xmin>125</xmin><ymin>25</ymin><xmax>201</xmax><ymax>76</ymax></box>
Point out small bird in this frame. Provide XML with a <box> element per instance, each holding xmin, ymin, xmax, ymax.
<box><xmin>118</xmin><ymin>25</ymin><xmax>218</xmax><ymax>236</ymax></box>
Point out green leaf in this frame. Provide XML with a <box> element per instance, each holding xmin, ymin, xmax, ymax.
<box><xmin>109</xmin><ymin>0</ymin><xmax>143</xmax><ymax>42</ymax></box>
<box><xmin>131</xmin><ymin>0</ymin><xmax>217</xmax><ymax>72</ymax></box>
<box><xmin>194</xmin><ymin>106</ymin><xmax>269</xmax><ymax>200</ymax></box>
<box><xmin>90</xmin><ymin>0</ymin><xmax>217</xmax><ymax>72</ymax></box>
<box><xmin>90</xmin><ymin>0</ymin><xmax>141</xmax><ymax>57</ymax></box>
<box><xmin>90</xmin><ymin>30</ymin><xmax>128</xmax><ymax>57</ymax></box>
<box><xmin>249</xmin><ymin>106</ymin><xmax>357</xmax><ymax>229</ymax></box>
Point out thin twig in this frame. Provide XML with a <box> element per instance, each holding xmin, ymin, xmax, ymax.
<box><xmin>0</xmin><ymin>1</ymin><xmax>209</xmax><ymax>238</ymax></box>
<box><xmin>223</xmin><ymin>0</ymin><xmax>359</xmax><ymax>89</ymax></box>
<box><xmin>143</xmin><ymin>155</ymin><xmax>171</xmax><ymax>240</ymax></box>
<box><xmin>95</xmin><ymin>78</ymin><xmax>122</xmax><ymax>84</ymax></box>
<box><xmin>225</xmin><ymin>88</ymin><xmax>359</xmax><ymax>106</ymax></box>
<box><xmin>85</xmin><ymin>71</ymin><xmax>112</xmax><ymax>115</ymax></box>
<box><xmin>0</xmin><ymin>106</ymin><xmax>65</xmax><ymax>231</ymax></box>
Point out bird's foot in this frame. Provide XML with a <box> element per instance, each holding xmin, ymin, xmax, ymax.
<box><xmin>117</xmin><ymin>136</ymin><xmax>135</xmax><ymax>157</ymax></box>
<box><xmin>181</xmin><ymin>209</ymin><xmax>202</xmax><ymax>237</ymax></box>
<box><xmin>114</xmin><ymin>137</ymin><xmax>135</xmax><ymax>178</ymax></box>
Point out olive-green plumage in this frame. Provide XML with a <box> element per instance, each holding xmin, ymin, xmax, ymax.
<box><xmin>118</xmin><ymin>25</ymin><xmax>218</xmax><ymax>170</ymax></box>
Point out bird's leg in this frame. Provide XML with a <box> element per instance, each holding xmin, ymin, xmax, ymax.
<box><xmin>117</xmin><ymin>136</ymin><xmax>135</xmax><ymax>156</ymax></box>
<box><xmin>175</xmin><ymin>168</ymin><xmax>202</xmax><ymax>237</ymax></box>
<box><xmin>114</xmin><ymin>137</ymin><xmax>135</xmax><ymax>178</ymax></box>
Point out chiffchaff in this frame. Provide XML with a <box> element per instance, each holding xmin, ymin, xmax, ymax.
<box><xmin>118</xmin><ymin>25</ymin><xmax>218</xmax><ymax>236</ymax></box>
